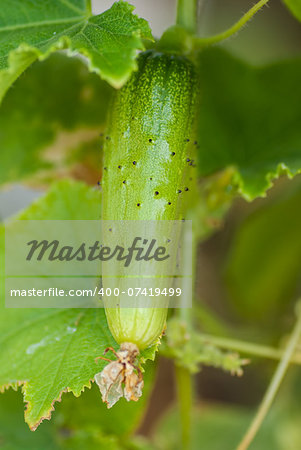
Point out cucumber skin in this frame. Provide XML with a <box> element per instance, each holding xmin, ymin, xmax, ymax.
<box><xmin>102</xmin><ymin>50</ymin><xmax>198</xmax><ymax>350</ymax></box>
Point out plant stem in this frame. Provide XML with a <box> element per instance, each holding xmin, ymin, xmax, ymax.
<box><xmin>195</xmin><ymin>0</ymin><xmax>270</xmax><ymax>47</ymax></box>
<box><xmin>176</xmin><ymin>0</ymin><xmax>198</xmax><ymax>34</ymax></box>
<box><xmin>175</xmin><ymin>365</ymin><xmax>193</xmax><ymax>450</ymax></box>
<box><xmin>237</xmin><ymin>301</ymin><xmax>301</xmax><ymax>450</ymax></box>
<box><xmin>86</xmin><ymin>0</ymin><xmax>92</xmax><ymax>16</ymax></box>
<box><xmin>198</xmin><ymin>333</ymin><xmax>301</xmax><ymax>365</ymax></box>
<box><xmin>174</xmin><ymin>217</ymin><xmax>198</xmax><ymax>448</ymax></box>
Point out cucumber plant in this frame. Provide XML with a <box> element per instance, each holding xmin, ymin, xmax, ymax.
<box><xmin>1</xmin><ymin>0</ymin><xmax>301</xmax><ymax>449</ymax></box>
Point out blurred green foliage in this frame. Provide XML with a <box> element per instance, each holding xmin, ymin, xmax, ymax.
<box><xmin>283</xmin><ymin>0</ymin><xmax>301</xmax><ymax>21</ymax></box>
<box><xmin>0</xmin><ymin>53</ymin><xmax>112</xmax><ymax>186</ymax></box>
<box><xmin>225</xmin><ymin>178</ymin><xmax>301</xmax><ymax>323</ymax></box>
<box><xmin>0</xmin><ymin>386</ymin><xmax>154</xmax><ymax>450</ymax></box>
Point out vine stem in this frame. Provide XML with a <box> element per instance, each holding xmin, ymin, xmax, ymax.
<box><xmin>86</xmin><ymin>0</ymin><xmax>92</xmax><ymax>16</ymax></box>
<box><xmin>198</xmin><ymin>333</ymin><xmax>301</xmax><ymax>365</ymax></box>
<box><xmin>175</xmin><ymin>365</ymin><xmax>193</xmax><ymax>450</ymax></box>
<box><xmin>195</xmin><ymin>0</ymin><xmax>270</xmax><ymax>47</ymax></box>
<box><xmin>176</xmin><ymin>0</ymin><xmax>198</xmax><ymax>34</ymax></box>
<box><xmin>237</xmin><ymin>301</ymin><xmax>301</xmax><ymax>450</ymax></box>
<box><xmin>174</xmin><ymin>216</ymin><xmax>198</xmax><ymax>448</ymax></box>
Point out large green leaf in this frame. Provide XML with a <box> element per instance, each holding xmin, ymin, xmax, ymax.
<box><xmin>0</xmin><ymin>308</ymin><xmax>115</xmax><ymax>431</ymax></box>
<box><xmin>0</xmin><ymin>52</ymin><xmax>112</xmax><ymax>186</ymax></box>
<box><xmin>0</xmin><ymin>0</ymin><xmax>153</xmax><ymax>101</ymax></box>
<box><xmin>225</xmin><ymin>178</ymin><xmax>301</xmax><ymax>322</ymax></box>
<box><xmin>283</xmin><ymin>0</ymin><xmax>301</xmax><ymax>21</ymax></box>
<box><xmin>0</xmin><ymin>180</ymin><xmax>157</xmax><ymax>430</ymax></box>
<box><xmin>0</xmin><ymin>388</ymin><xmax>153</xmax><ymax>449</ymax></box>
<box><xmin>198</xmin><ymin>48</ymin><xmax>301</xmax><ymax>200</ymax></box>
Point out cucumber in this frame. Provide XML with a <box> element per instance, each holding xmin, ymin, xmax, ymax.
<box><xmin>102</xmin><ymin>50</ymin><xmax>198</xmax><ymax>351</ymax></box>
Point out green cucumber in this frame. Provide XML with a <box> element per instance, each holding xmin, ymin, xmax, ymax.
<box><xmin>102</xmin><ymin>50</ymin><xmax>198</xmax><ymax>350</ymax></box>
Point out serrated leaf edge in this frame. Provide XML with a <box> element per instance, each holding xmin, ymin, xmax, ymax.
<box><xmin>0</xmin><ymin>378</ymin><xmax>97</xmax><ymax>431</ymax></box>
<box><xmin>0</xmin><ymin>2</ymin><xmax>154</xmax><ymax>101</ymax></box>
<box><xmin>235</xmin><ymin>162</ymin><xmax>301</xmax><ymax>201</ymax></box>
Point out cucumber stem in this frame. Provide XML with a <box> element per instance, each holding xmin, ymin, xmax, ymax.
<box><xmin>237</xmin><ymin>301</ymin><xmax>301</xmax><ymax>450</ymax></box>
<box><xmin>175</xmin><ymin>217</ymin><xmax>198</xmax><ymax>448</ymax></box>
<box><xmin>198</xmin><ymin>333</ymin><xmax>301</xmax><ymax>365</ymax></box>
<box><xmin>176</xmin><ymin>0</ymin><xmax>198</xmax><ymax>34</ymax></box>
<box><xmin>175</xmin><ymin>365</ymin><xmax>193</xmax><ymax>450</ymax></box>
<box><xmin>195</xmin><ymin>0</ymin><xmax>270</xmax><ymax>47</ymax></box>
<box><xmin>86</xmin><ymin>0</ymin><xmax>92</xmax><ymax>16</ymax></box>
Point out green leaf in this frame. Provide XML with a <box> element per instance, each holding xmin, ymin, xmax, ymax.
<box><xmin>0</xmin><ymin>389</ymin><xmax>56</xmax><ymax>449</ymax></box>
<box><xmin>0</xmin><ymin>180</ymin><xmax>156</xmax><ymax>430</ymax></box>
<box><xmin>283</xmin><ymin>0</ymin><xmax>301</xmax><ymax>21</ymax></box>
<box><xmin>0</xmin><ymin>293</ymin><xmax>115</xmax><ymax>432</ymax></box>
<box><xmin>0</xmin><ymin>388</ymin><xmax>152</xmax><ymax>449</ymax></box>
<box><xmin>16</xmin><ymin>178</ymin><xmax>102</xmax><ymax>220</ymax></box>
<box><xmin>225</xmin><ymin>178</ymin><xmax>301</xmax><ymax>323</ymax></box>
<box><xmin>197</xmin><ymin>48</ymin><xmax>301</xmax><ymax>200</ymax></box>
<box><xmin>0</xmin><ymin>0</ymin><xmax>153</xmax><ymax>101</ymax></box>
<box><xmin>0</xmin><ymin>52</ymin><xmax>112</xmax><ymax>186</ymax></box>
